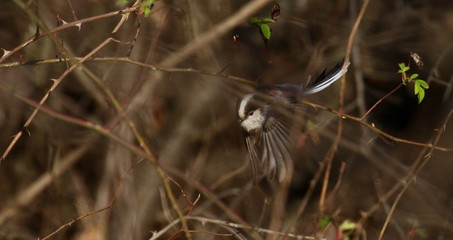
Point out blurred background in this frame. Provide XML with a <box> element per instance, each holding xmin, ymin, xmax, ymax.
<box><xmin>0</xmin><ymin>0</ymin><xmax>452</xmax><ymax>239</ymax></box>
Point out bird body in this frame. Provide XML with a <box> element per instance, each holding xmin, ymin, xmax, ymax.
<box><xmin>237</xmin><ymin>60</ymin><xmax>349</xmax><ymax>183</ymax></box>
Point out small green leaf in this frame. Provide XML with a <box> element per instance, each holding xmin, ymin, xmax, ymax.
<box><xmin>397</xmin><ymin>68</ymin><xmax>409</xmax><ymax>74</ymax></box>
<box><xmin>417</xmin><ymin>89</ymin><xmax>425</xmax><ymax>103</ymax></box>
<box><xmin>260</xmin><ymin>24</ymin><xmax>271</xmax><ymax>39</ymax></box>
<box><xmin>248</xmin><ymin>17</ymin><xmax>260</xmax><ymax>25</ymax></box>
<box><xmin>409</xmin><ymin>73</ymin><xmax>419</xmax><ymax>80</ymax></box>
<box><xmin>319</xmin><ymin>216</ymin><xmax>332</xmax><ymax>228</ymax></box>
<box><xmin>414</xmin><ymin>81</ymin><xmax>421</xmax><ymax>95</ymax></box>
<box><xmin>398</xmin><ymin>63</ymin><xmax>409</xmax><ymax>73</ymax></box>
<box><xmin>143</xmin><ymin>7</ymin><xmax>151</xmax><ymax>17</ymax></box>
<box><xmin>138</xmin><ymin>0</ymin><xmax>155</xmax><ymax>16</ymax></box>
<box><xmin>339</xmin><ymin>220</ymin><xmax>356</xmax><ymax>231</ymax></box>
<box><xmin>261</xmin><ymin>18</ymin><xmax>276</xmax><ymax>24</ymax></box>
<box><xmin>417</xmin><ymin>79</ymin><xmax>429</xmax><ymax>89</ymax></box>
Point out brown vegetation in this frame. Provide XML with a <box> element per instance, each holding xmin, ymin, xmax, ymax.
<box><xmin>1</xmin><ymin>0</ymin><xmax>452</xmax><ymax>239</ymax></box>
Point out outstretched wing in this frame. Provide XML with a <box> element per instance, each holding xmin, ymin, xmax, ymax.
<box><xmin>245</xmin><ymin>116</ymin><xmax>293</xmax><ymax>183</ymax></box>
<box><xmin>303</xmin><ymin>60</ymin><xmax>350</xmax><ymax>96</ymax></box>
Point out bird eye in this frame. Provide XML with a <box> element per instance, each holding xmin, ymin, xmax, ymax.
<box><xmin>248</xmin><ymin>111</ymin><xmax>254</xmax><ymax>116</ymax></box>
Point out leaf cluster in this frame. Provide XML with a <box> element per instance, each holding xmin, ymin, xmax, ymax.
<box><xmin>247</xmin><ymin>4</ymin><xmax>280</xmax><ymax>45</ymax></box>
<box><xmin>398</xmin><ymin>63</ymin><xmax>429</xmax><ymax>103</ymax></box>
<box><xmin>248</xmin><ymin>17</ymin><xmax>275</xmax><ymax>40</ymax></box>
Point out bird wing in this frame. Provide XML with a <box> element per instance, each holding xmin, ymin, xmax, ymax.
<box><xmin>245</xmin><ymin>115</ymin><xmax>293</xmax><ymax>183</ymax></box>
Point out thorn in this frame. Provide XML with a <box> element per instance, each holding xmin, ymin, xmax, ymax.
<box><xmin>25</xmin><ymin>128</ymin><xmax>31</xmax><ymax>136</ymax></box>
<box><xmin>1</xmin><ymin>48</ymin><xmax>11</xmax><ymax>58</ymax></box>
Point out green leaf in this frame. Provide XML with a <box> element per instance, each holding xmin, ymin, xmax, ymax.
<box><xmin>319</xmin><ymin>216</ymin><xmax>332</xmax><ymax>228</ymax></box>
<box><xmin>138</xmin><ymin>0</ymin><xmax>155</xmax><ymax>16</ymax></box>
<box><xmin>409</xmin><ymin>73</ymin><xmax>419</xmax><ymax>80</ymax></box>
<box><xmin>261</xmin><ymin>18</ymin><xmax>276</xmax><ymax>24</ymax></box>
<box><xmin>339</xmin><ymin>220</ymin><xmax>356</xmax><ymax>231</ymax></box>
<box><xmin>398</xmin><ymin>63</ymin><xmax>409</xmax><ymax>73</ymax></box>
<box><xmin>417</xmin><ymin>79</ymin><xmax>429</xmax><ymax>89</ymax></box>
<box><xmin>414</xmin><ymin>81</ymin><xmax>420</xmax><ymax>95</ymax></box>
<box><xmin>260</xmin><ymin>24</ymin><xmax>271</xmax><ymax>39</ymax></box>
<box><xmin>248</xmin><ymin>17</ymin><xmax>260</xmax><ymax>25</ymax></box>
<box><xmin>414</xmin><ymin>79</ymin><xmax>428</xmax><ymax>103</ymax></box>
<box><xmin>417</xmin><ymin>88</ymin><xmax>425</xmax><ymax>103</ymax></box>
<box><xmin>143</xmin><ymin>7</ymin><xmax>151</xmax><ymax>17</ymax></box>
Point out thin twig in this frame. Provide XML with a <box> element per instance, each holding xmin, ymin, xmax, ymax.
<box><xmin>302</xmin><ymin>100</ymin><xmax>453</xmax><ymax>152</ymax></box>
<box><xmin>282</xmin><ymin>158</ymin><xmax>328</xmax><ymax>236</ymax></box>
<box><xmin>127</xmin><ymin>0</ymin><xmax>274</xmax><ymax>114</ymax></box>
<box><xmin>0</xmin><ymin>138</ymin><xmax>95</xmax><ymax>225</ymax></box>
<box><xmin>160</xmin><ymin>0</ymin><xmax>274</xmax><ymax>67</ymax></box>
<box><xmin>0</xmin><ymin>57</ymin><xmax>253</xmax><ymax>84</ymax></box>
<box><xmin>40</xmin><ymin>187</ymin><xmax>118</xmax><ymax>240</ymax></box>
<box><xmin>127</xmin><ymin>14</ymin><xmax>143</xmax><ymax>57</ymax></box>
<box><xmin>0</xmin><ymin>4</ymin><xmax>138</xmax><ymax>64</ymax></box>
<box><xmin>39</xmin><ymin>156</ymin><xmax>136</xmax><ymax>240</ymax></box>
<box><xmin>5</xmin><ymin>3</ymin><xmax>192</xmax><ymax>237</ymax></box>
<box><xmin>149</xmin><ymin>216</ymin><xmax>319</xmax><ymax>240</ymax></box>
<box><xmin>319</xmin><ymin>0</ymin><xmax>370</xmax><ymax>215</ymax></box>
<box><xmin>167</xmin><ymin>229</ymin><xmax>234</xmax><ymax>240</ymax></box>
<box><xmin>360</xmin><ymin>83</ymin><xmax>404</xmax><ymax>120</ymax></box>
<box><xmin>0</xmin><ymin>37</ymin><xmax>113</xmax><ymax>164</ymax></box>
<box><xmin>325</xmin><ymin>161</ymin><xmax>347</xmax><ymax>207</ymax></box>
<box><xmin>16</xmin><ymin>95</ymin><xmax>249</xmax><ymax>227</ymax></box>
<box><xmin>167</xmin><ymin>176</ymin><xmax>201</xmax><ymax>215</ymax></box>
<box><xmin>3</xmin><ymin>56</ymin><xmax>451</xmax><ymax>154</ymax></box>
<box><xmin>66</xmin><ymin>0</ymin><xmax>78</xmax><ymax>22</ymax></box>
<box><xmin>376</xmin><ymin>107</ymin><xmax>453</xmax><ymax>240</ymax></box>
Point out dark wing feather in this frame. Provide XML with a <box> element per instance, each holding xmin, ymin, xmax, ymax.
<box><xmin>245</xmin><ymin>134</ymin><xmax>260</xmax><ymax>183</ymax></box>
<box><xmin>268</xmin><ymin>118</ymin><xmax>293</xmax><ymax>182</ymax></box>
<box><xmin>272</xmin><ymin>119</ymin><xmax>293</xmax><ymax>180</ymax></box>
<box><xmin>263</xmin><ymin>132</ymin><xmax>277</xmax><ymax>180</ymax></box>
<box><xmin>245</xmin><ymin>115</ymin><xmax>293</xmax><ymax>183</ymax></box>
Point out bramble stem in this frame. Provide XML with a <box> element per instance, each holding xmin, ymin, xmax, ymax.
<box><xmin>360</xmin><ymin>82</ymin><xmax>404</xmax><ymax>120</ymax></box>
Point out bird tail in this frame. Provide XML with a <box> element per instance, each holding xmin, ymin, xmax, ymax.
<box><xmin>303</xmin><ymin>59</ymin><xmax>350</xmax><ymax>96</ymax></box>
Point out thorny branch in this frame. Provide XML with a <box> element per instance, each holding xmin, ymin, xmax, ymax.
<box><xmin>1</xmin><ymin>1</ymin><xmax>452</xmax><ymax>239</ymax></box>
<box><xmin>3</xmin><ymin>1</ymin><xmax>194</xmax><ymax>238</ymax></box>
<box><xmin>149</xmin><ymin>216</ymin><xmax>319</xmax><ymax>240</ymax></box>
